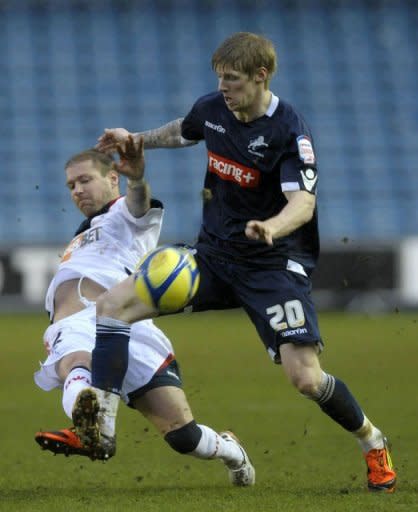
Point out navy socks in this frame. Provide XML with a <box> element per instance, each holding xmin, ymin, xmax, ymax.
<box><xmin>92</xmin><ymin>316</ymin><xmax>130</xmax><ymax>394</ymax></box>
<box><xmin>315</xmin><ymin>372</ymin><xmax>364</xmax><ymax>432</ymax></box>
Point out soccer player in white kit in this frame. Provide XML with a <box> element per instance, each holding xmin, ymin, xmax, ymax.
<box><xmin>34</xmin><ymin>136</ymin><xmax>255</xmax><ymax>487</ymax></box>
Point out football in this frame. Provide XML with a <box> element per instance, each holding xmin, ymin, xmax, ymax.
<box><xmin>135</xmin><ymin>245</ymin><xmax>200</xmax><ymax>313</ymax></box>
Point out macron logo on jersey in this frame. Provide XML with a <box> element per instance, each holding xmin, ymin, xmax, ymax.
<box><xmin>205</xmin><ymin>120</ymin><xmax>226</xmax><ymax>134</ymax></box>
<box><xmin>207</xmin><ymin>151</ymin><xmax>260</xmax><ymax>188</ymax></box>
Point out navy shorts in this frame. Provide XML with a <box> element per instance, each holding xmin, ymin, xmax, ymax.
<box><xmin>190</xmin><ymin>246</ymin><xmax>323</xmax><ymax>363</ymax></box>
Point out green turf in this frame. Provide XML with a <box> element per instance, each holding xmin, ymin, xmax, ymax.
<box><xmin>0</xmin><ymin>310</ymin><xmax>417</xmax><ymax>511</ymax></box>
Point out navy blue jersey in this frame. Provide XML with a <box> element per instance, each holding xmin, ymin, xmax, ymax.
<box><xmin>181</xmin><ymin>91</ymin><xmax>320</xmax><ymax>273</ymax></box>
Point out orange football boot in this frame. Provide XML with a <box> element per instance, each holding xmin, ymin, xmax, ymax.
<box><xmin>35</xmin><ymin>427</ymin><xmax>91</xmax><ymax>457</ymax></box>
<box><xmin>365</xmin><ymin>438</ymin><xmax>396</xmax><ymax>493</ymax></box>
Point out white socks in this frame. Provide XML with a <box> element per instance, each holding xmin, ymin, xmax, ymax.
<box><xmin>191</xmin><ymin>425</ymin><xmax>243</xmax><ymax>467</ymax></box>
<box><xmin>92</xmin><ymin>387</ymin><xmax>120</xmax><ymax>438</ymax></box>
<box><xmin>62</xmin><ymin>369</ymin><xmax>119</xmax><ymax>440</ymax></box>
<box><xmin>353</xmin><ymin>416</ymin><xmax>385</xmax><ymax>452</ymax></box>
<box><xmin>62</xmin><ymin>367</ymin><xmax>91</xmax><ymax>419</ymax></box>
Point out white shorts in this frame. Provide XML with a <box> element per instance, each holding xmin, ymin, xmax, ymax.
<box><xmin>34</xmin><ymin>306</ymin><xmax>176</xmax><ymax>404</ymax></box>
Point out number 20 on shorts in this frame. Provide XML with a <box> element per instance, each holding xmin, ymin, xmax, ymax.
<box><xmin>266</xmin><ymin>300</ymin><xmax>305</xmax><ymax>331</ymax></box>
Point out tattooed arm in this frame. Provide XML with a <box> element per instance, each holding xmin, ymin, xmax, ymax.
<box><xmin>96</xmin><ymin>118</ymin><xmax>198</xmax><ymax>153</ymax></box>
<box><xmin>136</xmin><ymin>118</ymin><xmax>197</xmax><ymax>149</ymax></box>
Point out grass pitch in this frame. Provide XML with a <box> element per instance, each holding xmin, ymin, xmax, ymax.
<box><xmin>0</xmin><ymin>310</ymin><xmax>417</xmax><ymax>512</ymax></box>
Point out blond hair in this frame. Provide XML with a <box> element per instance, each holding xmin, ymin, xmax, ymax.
<box><xmin>211</xmin><ymin>32</ymin><xmax>277</xmax><ymax>85</ymax></box>
<box><xmin>65</xmin><ymin>149</ymin><xmax>115</xmax><ymax>176</ymax></box>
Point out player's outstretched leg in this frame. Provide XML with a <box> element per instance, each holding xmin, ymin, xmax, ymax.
<box><xmin>219</xmin><ymin>431</ymin><xmax>255</xmax><ymax>486</ymax></box>
<box><xmin>35</xmin><ymin>427</ymin><xmax>91</xmax><ymax>457</ymax></box>
<box><xmin>72</xmin><ymin>387</ymin><xmax>118</xmax><ymax>461</ymax></box>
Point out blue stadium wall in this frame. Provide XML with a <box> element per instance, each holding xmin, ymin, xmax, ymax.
<box><xmin>0</xmin><ymin>0</ymin><xmax>417</xmax><ymax>310</ymax></box>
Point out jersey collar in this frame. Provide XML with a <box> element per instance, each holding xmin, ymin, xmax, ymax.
<box><xmin>74</xmin><ymin>196</ymin><xmax>122</xmax><ymax>236</ymax></box>
<box><xmin>265</xmin><ymin>93</ymin><xmax>279</xmax><ymax>117</ymax></box>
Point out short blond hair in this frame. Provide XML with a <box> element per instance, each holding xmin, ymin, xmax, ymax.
<box><xmin>65</xmin><ymin>149</ymin><xmax>115</xmax><ymax>176</ymax></box>
<box><xmin>211</xmin><ymin>32</ymin><xmax>277</xmax><ymax>84</ymax></box>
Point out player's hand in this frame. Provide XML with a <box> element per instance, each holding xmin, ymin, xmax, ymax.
<box><xmin>115</xmin><ymin>135</ymin><xmax>145</xmax><ymax>180</ymax></box>
<box><xmin>245</xmin><ymin>220</ymin><xmax>274</xmax><ymax>246</ymax></box>
<box><xmin>96</xmin><ymin>128</ymin><xmax>133</xmax><ymax>153</ymax></box>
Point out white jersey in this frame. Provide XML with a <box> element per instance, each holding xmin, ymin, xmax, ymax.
<box><xmin>45</xmin><ymin>197</ymin><xmax>163</xmax><ymax>319</ymax></box>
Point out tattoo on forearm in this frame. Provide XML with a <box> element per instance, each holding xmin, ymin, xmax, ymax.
<box><xmin>139</xmin><ymin>118</ymin><xmax>196</xmax><ymax>148</ymax></box>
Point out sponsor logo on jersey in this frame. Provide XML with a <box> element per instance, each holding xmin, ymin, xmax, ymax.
<box><xmin>207</xmin><ymin>151</ymin><xmax>260</xmax><ymax>188</ymax></box>
<box><xmin>247</xmin><ymin>135</ymin><xmax>269</xmax><ymax>157</ymax></box>
<box><xmin>61</xmin><ymin>227</ymin><xmax>101</xmax><ymax>262</ymax></box>
<box><xmin>205</xmin><ymin>120</ymin><xmax>226</xmax><ymax>133</ymax></box>
<box><xmin>297</xmin><ymin>135</ymin><xmax>315</xmax><ymax>164</ymax></box>
<box><xmin>300</xmin><ymin>168</ymin><xmax>318</xmax><ymax>192</ymax></box>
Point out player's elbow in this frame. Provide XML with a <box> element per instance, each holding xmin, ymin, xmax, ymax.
<box><xmin>303</xmin><ymin>204</ymin><xmax>315</xmax><ymax>223</ymax></box>
<box><xmin>300</xmin><ymin>194</ymin><xmax>316</xmax><ymax>224</ymax></box>
<box><xmin>285</xmin><ymin>190</ymin><xmax>316</xmax><ymax>226</ymax></box>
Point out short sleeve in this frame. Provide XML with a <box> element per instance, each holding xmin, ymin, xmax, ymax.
<box><xmin>181</xmin><ymin>102</ymin><xmax>205</xmax><ymax>141</ymax></box>
<box><xmin>280</xmin><ymin>122</ymin><xmax>318</xmax><ymax>195</ymax></box>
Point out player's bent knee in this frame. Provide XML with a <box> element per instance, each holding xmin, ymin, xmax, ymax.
<box><xmin>56</xmin><ymin>351</ymin><xmax>91</xmax><ymax>380</ymax></box>
<box><xmin>292</xmin><ymin>374</ymin><xmax>321</xmax><ymax>397</ymax></box>
<box><xmin>164</xmin><ymin>420</ymin><xmax>202</xmax><ymax>454</ymax></box>
<box><xmin>298</xmin><ymin>381</ymin><xmax>317</xmax><ymax>396</ymax></box>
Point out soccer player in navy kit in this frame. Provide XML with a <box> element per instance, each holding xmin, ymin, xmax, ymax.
<box><xmin>87</xmin><ymin>32</ymin><xmax>395</xmax><ymax>492</ymax></box>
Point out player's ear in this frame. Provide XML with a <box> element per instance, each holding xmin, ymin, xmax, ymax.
<box><xmin>109</xmin><ymin>168</ymin><xmax>119</xmax><ymax>186</ymax></box>
<box><xmin>254</xmin><ymin>67</ymin><xmax>268</xmax><ymax>83</ymax></box>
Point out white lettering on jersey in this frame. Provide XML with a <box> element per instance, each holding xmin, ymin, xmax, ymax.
<box><xmin>300</xmin><ymin>168</ymin><xmax>318</xmax><ymax>193</ymax></box>
<box><xmin>61</xmin><ymin>227</ymin><xmax>101</xmax><ymax>262</ymax></box>
<box><xmin>205</xmin><ymin>120</ymin><xmax>226</xmax><ymax>134</ymax></box>
<box><xmin>207</xmin><ymin>151</ymin><xmax>260</xmax><ymax>188</ymax></box>
<box><xmin>297</xmin><ymin>135</ymin><xmax>316</xmax><ymax>164</ymax></box>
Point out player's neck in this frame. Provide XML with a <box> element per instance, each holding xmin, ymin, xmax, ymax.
<box><xmin>233</xmin><ymin>90</ymin><xmax>272</xmax><ymax>123</ymax></box>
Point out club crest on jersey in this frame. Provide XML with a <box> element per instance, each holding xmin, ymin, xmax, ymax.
<box><xmin>247</xmin><ymin>135</ymin><xmax>269</xmax><ymax>157</ymax></box>
<box><xmin>297</xmin><ymin>135</ymin><xmax>315</xmax><ymax>164</ymax></box>
<box><xmin>208</xmin><ymin>151</ymin><xmax>260</xmax><ymax>188</ymax></box>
